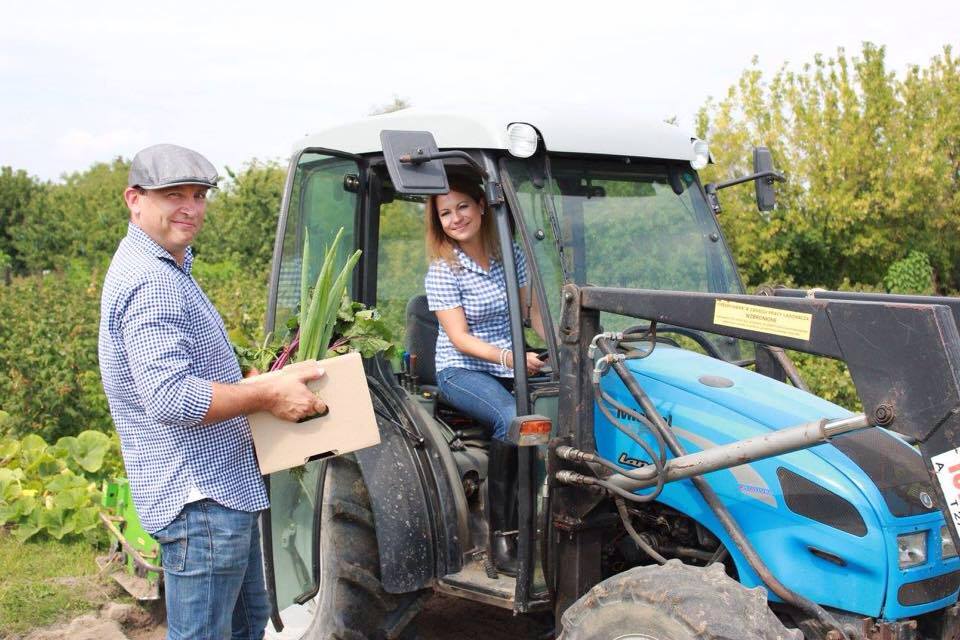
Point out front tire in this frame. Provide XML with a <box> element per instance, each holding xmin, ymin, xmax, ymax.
<box><xmin>559</xmin><ymin>560</ymin><xmax>802</xmax><ymax>640</ymax></box>
<box><xmin>304</xmin><ymin>455</ymin><xmax>425</xmax><ymax>639</ymax></box>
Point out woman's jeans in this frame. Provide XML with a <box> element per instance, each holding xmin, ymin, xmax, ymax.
<box><xmin>437</xmin><ymin>367</ymin><xmax>516</xmax><ymax>441</ymax></box>
<box><xmin>152</xmin><ymin>499</ymin><xmax>270</xmax><ymax>640</ymax></box>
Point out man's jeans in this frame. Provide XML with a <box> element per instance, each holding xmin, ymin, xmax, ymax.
<box><xmin>152</xmin><ymin>499</ymin><xmax>270</xmax><ymax>640</ymax></box>
<box><xmin>437</xmin><ymin>367</ymin><xmax>516</xmax><ymax>441</ymax></box>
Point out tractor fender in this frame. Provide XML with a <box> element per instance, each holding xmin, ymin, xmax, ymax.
<box><xmin>354</xmin><ymin>409</ymin><xmax>435</xmax><ymax>594</ymax></box>
<box><xmin>354</xmin><ymin>376</ymin><xmax>467</xmax><ymax>594</ymax></box>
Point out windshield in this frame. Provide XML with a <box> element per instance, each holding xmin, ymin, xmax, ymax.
<box><xmin>503</xmin><ymin>155</ymin><xmax>748</xmax><ymax>360</ymax></box>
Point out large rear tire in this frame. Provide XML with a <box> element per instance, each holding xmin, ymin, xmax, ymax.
<box><xmin>559</xmin><ymin>560</ymin><xmax>802</xmax><ymax>640</ymax></box>
<box><xmin>303</xmin><ymin>455</ymin><xmax>426</xmax><ymax>639</ymax></box>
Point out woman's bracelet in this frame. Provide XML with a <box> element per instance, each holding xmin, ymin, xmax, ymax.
<box><xmin>499</xmin><ymin>347</ymin><xmax>511</xmax><ymax>369</ymax></box>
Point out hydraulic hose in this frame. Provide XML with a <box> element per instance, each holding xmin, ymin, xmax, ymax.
<box><xmin>615</xmin><ymin>498</ymin><xmax>667</xmax><ymax>565</ymax></box>
<box><xmin>591</xmin><ymin>379</ymin><xmax>666</xmax><ymax>502</ymax></box>
<box><xmin>556</xmin><ymin>445</ymin><xmax>658</xmax><ymax>482</ymax></box>
<box><xmin>593</xmin><ymin>337</ymin><xmax>852</xmax><ymax>640</ymax></box>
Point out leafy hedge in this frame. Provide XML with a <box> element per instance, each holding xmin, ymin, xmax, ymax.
<box><xmin>790</xmin><ymin>352</ymin><xmax>860</xmax><ymax>411</ymax></box>
<box><xmin>0</xmin><ymin>263</ymin><xmax>111</xmax><ymax>441</ymax></box>
<box><xmin>0</xmin><ymin>428</ymin><xmax>123</xmax><ymax>542</ymax></box>
<box><xmin>0</xmin><ymin>258</ymin><xmax>267</xmax><ymax>442</ymax></box>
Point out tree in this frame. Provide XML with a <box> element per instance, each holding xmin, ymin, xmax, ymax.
<box><xmin>697</xmin><ymin>44</ymin><xmax>960</xmax><ymax>292</ymax></box>
<box><xmin>0</xmin><ymin>167</ymin><xmax>44</xmax><ymax>276</ymax></box>
<box><xmin>194</xmin><ymin>160</ymin><xmax>287</xmax><ymax>274</ymax></box>
<box><xmin>12</xmin><ymin>159</ymin><xmax>129</xmax><ymax>274</ymax></box>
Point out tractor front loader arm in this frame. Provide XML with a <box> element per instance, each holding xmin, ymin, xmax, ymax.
<box><xmin>557</xmin><ymin>284</ymin><xmax>960</xmax><ymax>548</ymax></box>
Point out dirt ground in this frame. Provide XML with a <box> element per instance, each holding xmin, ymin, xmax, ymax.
<box><xmin>417</xmin><ymin>594</ymin><xmax>553</xmax><ymax>639</ymax></box>
<box><xmin>19</xmin><ymin>601</ymin><xmax>164</xmax><ymax>640</ymax></box>
<box><xmin>19</xmin><ymin>594</ymin><xmax>553</xmax><ymax>640</ymax></box>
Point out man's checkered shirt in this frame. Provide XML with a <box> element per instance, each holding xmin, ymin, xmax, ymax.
<box><xmin>98</xmin><ymin>223</ymin><xmax>268</xmax><ymax>533</ymax></box>
<box><xmin>424</xmin><ymin>242</ymin><xmax>528</xmax><ymax>377</ymax></box>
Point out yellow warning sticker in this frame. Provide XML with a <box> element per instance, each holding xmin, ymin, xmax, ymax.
<box><xmin>713</xmin><ymin>300</ymin><xmax>812</xmax><ymax>341</ymax></box>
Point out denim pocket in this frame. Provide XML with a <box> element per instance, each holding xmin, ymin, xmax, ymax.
<box><xmin>154</xmin><ymin>514</ymin><xmax>187</xmax><ymax>573</ymax></box>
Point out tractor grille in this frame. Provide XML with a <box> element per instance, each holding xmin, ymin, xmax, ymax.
<box><xmin>777</xmin><ymin>468</ymin><xmax>867</xmax><ymax>536</ymax></box>
<box><xmin>830</xmin><ymin>428</ymin><xmax>937</xmax><ymax>518</ymax></box>
<box><xmin>898</xmin><ymin>570</ymin><xmax>960</xmax><ymax>606</ymax></box>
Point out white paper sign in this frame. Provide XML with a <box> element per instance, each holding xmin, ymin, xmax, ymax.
<box><xmin>931</xmin><ymin>447</ymin><xmax>960</xmax><ymax>538</ymax></box>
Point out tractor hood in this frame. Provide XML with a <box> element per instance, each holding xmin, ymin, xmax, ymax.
<box><xmin>615</xmin><ymin>344</ymin><xmax>938</xmax><ymax>520</ymax></box>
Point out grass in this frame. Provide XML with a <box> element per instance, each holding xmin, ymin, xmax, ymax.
<box><xmin>0</xmin><ymin>529</ymin><xmax>121</xmax><ymax>637</ymax></box>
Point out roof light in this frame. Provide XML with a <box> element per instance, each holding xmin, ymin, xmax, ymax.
<box><xmin>691</xmin><ymin>139</ymin><xmax>710</xmax><ymax>170</ymax></box>
<box><xmin>507</xmin><ymin>123</ymin><xmax>539</xmax><ymax>158</ymax></box>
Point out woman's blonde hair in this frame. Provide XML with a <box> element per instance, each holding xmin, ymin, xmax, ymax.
<box><xmin>425</xmin><ymin>173</ymin><xmax>500</xmax><ymax>268</ymax></box>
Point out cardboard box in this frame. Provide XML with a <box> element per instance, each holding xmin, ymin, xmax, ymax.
<box><xmin>245</xmin><ymin>352</ymin><xmax>380</xmax><ymax>474</ymax></box>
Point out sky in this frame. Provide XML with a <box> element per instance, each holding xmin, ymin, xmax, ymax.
<box><xmin>2</xmin><ymin>0</ymin><xmax>958</xmax><ymax>181</ymax></box>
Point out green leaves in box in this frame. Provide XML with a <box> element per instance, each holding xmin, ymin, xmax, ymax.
<box><xmin>330</xmin><ymin>301</ymin><xmax>399</xmax><ymax>360</ymax></box>
<box><xmin>296</xmin><ymin>227</ymin><xmax>363</xmax><ymax>362</ymax></box>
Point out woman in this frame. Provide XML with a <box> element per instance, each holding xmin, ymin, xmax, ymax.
<box><xmin>424</xmin><ymin>174</ymin><xmax>545</xmax><ymax>576</ymax></box>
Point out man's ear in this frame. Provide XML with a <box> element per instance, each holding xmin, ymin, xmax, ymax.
<box><xmin>123</xmin><ymin>187</ymin><xmax>142</xmax><ymax>220</ymax></box>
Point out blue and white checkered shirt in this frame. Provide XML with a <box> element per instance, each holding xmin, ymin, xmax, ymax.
<box><xmin>425</xmin><ymin>243</ymin><xmax>528</xmax><ymax>378</ymax></box>
<box><xmin>98</xmin><ymin>223</ymin><xmax>268</xmax><ymax>533</ymax></box>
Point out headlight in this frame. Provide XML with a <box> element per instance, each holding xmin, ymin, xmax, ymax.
<box><xmin>898</xmin><ymin>532</ymin><xmax>928</xmax><ymax>568</ymax></box>
<box><xmin>690</xmin><ymin>139</ymin><xmax>710</xmax><ymax>170</ymax></box>
<box><xmin>506</xmin><ymin>123</ymin><xmax>539</xmax><ymax>158</ymax></box>
<box><xmin>942</xmin><ymin>526</ymin><xmax>958</xmax><ymax>559</ymax></box>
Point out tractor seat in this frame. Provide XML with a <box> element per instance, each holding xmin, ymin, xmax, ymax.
<box><xmin>405</xmin><ymin>294</ymin><xmax>441</xmax><ymax>391</ymax></box>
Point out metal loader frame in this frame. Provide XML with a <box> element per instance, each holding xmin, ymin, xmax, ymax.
<box><xmin>548</xmin><ymin>284</ymin><xmax>960</xmax><ymax>634</ymax></box>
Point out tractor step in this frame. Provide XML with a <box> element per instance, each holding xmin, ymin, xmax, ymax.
<box><xmin>437</xmin><ymin>559</ymin><xmax>516</xmax><ymax>610</ymax></box>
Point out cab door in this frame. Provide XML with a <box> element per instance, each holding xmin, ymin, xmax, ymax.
<box><xmin>263</xmin><ymin>148</ymin><xmax>364</xmax><ymax>633</ymax></box>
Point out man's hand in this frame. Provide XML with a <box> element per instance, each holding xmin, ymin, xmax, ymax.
<box><xmin>264</xmin><ymin>360</ymin><xmax>327</xmax><ymax>422</ymax></box>
<box><xmin>203</xmin><ymin>360</ymin><xmax>327</xmax><ymax>425</ymax></box>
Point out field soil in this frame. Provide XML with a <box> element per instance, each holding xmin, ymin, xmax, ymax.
<box><xmin>18</xmin><ymin>594</ymin><xmax>552</xmax><ymax>639</ymax></box>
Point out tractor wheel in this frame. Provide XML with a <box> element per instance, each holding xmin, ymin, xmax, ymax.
<box><xmin>303</xmin><ymin>455</ymin><xmax>426</xmax><ymax>639</ymax></box>
<box><xmin>559</xmin><ymin>560</ymin><xmax>802</xmax><ymax>640</ymax></box>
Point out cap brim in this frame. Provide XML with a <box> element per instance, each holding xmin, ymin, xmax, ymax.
<box><xmin>138</xmin><ymin>179</ymin><xmax>219</xmax><ymax>190</ymax></box>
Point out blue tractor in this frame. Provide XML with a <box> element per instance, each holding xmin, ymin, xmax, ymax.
<box><xmin>256</xmin><ymin>108</ymin><xmax>960</xmax><ymax>640</ymax></box>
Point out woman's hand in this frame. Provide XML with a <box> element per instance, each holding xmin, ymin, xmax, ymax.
<box><xmin>524</xmin><ymin>352</ymin><xmax>546</xmax><ymax>376</ymax></box>
<box><xmin>507</xmin><ymin>351</ymin><xmax>546</xmax><ymax>376</ymax></box>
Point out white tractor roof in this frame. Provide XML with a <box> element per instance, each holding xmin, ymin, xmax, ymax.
<box><xmin>293</xmin><ymin>105</ymin><xmax>698</xmax><ymax>161</ymax></box>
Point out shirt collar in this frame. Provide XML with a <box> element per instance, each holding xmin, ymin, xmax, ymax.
<box><xmin>126</xmin><ymin>222</ymin><xmax>194</xmax><ymax>273</ymax></box>
<box><xmin>453</xmin><ymin>245</ymin><xmax>498</xmax><ymax>275</ymax></box>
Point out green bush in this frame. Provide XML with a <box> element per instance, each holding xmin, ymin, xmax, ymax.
<box><xmin>0</xmin><ymin>429</ymin><xmax>123</xmax><ymax>543</ymax></box>
<box><xmin>0</xmin><ymin>166</ymin><xmax>44</xmax><ymax>276</ymax></box>
<box><xmin>12</xmin><ymin>160</ymin><xmax>129</xmax><ymax>275</ymax></box>
<box><xmin>789</xmin><ymin>352</ymin><xmax>861</xmax><ymax>411</ymax></box>
<box><xmin>883</xmin><ymin>250</ymin><xmax>935</xmax><ymax>295</ymax></box>
<box><xmin>193</xmin><ymin>259</ymin><xmax>270</xmax><ymax>347</ymax></box>
<box><xmin>0</xmin><ymin>257</ymin><xmax>269</xmax><ymax>442</ymax></box>
<box><xmin>195</xmin><ymin>160</ymin><xmax>286</xmax><ymax>273</ymax></box>
<box><xmin>0</xmin><ymin>263</ymin><xmax>111</xmax><ymax>441</ymax></box>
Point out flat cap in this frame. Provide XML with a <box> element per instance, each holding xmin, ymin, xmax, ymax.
<box><xmin>128</xmin><ymin>143</ymin><xmax>219</xmax><ymax>190</ymax></box>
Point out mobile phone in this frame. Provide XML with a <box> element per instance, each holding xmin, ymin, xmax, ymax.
<box><xmin>536</xmin><ymin>352</ymin><xmax>549</xmax><ymax>362</ymax></box>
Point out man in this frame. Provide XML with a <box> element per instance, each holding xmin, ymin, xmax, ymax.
<box><xmin>98</xmin><ymin>143</ymin><xmax>324</xmax><ymax>639</ymax></box>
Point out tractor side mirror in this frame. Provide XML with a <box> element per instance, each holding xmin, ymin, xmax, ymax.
<box><xmin>380</xmin><ymin>130</ymin><xmax>450</xmax><ymax>195</ymax></box>
<box><xmin>753</xmin><ymin>146</ymin><xmax>777</xmax><ymax>212</ymax></box>
<box><xmin>704</xmin><ymin>146</ymin><xmax>784</xmax><ymax>216</ymax></box>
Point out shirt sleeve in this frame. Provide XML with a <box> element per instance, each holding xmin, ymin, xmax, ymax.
<box><xmin>513</xmin><ymin>242</ymin><xmax>529</xmax><ymax>288</ymax></box>
<box><xmin>117</xmin><ymin>277</ymin><xmax>213</xmax><ymax>427</ymax></box>
<box><xmin>424</xmin><ymin>260</ymin><xmax>462</xmax><ymax>311</ymax></box>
